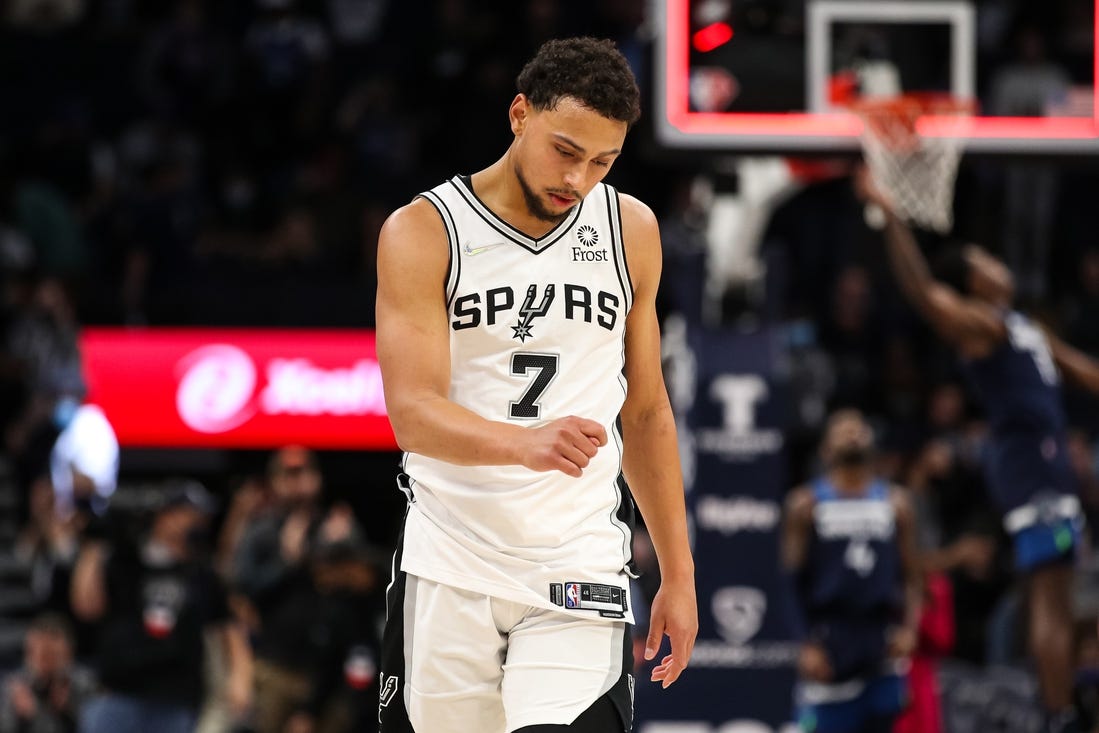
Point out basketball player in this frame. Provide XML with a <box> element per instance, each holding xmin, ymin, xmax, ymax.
<box><xmin>858</xmin><ymin>168</ymin><xmax>1097</xmax><ymax>733</ymax></box>
<box><xmin>375</xmin><ymin>38</ymin><xmax>697</xmax><ymax>733</ymax></box>
<box><xmin>783</xmin><ymin>409</ymin><xmax>922</xmax><ymax>733</ymax></box>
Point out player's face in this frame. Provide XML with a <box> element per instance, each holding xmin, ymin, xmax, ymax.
<box><xmin>965</xmin><ymin>245</ymin><xmax>1015</xmax><ymax>304</ymax></box>
<box><xmin>822</xmin><ymin>411</ymin><xmax>874</xmax><ymax>466</ymax></box>
<box><xmin>510</xmin><ymin>95</ymin><xmax>627</xmax><ymax>222</ymax></box>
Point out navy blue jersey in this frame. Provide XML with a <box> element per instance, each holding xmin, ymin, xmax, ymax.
<box><xmin>962</xmin><ymin>311</ymin><xmax>1076</xmax><ymax>515</ymax></box>
<box><xmin>962</xmin><ymin>311</ymin><xmax>1064</xmax><ymax>436</ymax></box>
<box><xmin>800</xmin><ymin>478</ymin><xmax>903</xmax><ymax>681</ymax></box>
<box><xmin>803</xmin><ymin>478</ymin><xmax>902</xmax><ymax>622</ymax></box>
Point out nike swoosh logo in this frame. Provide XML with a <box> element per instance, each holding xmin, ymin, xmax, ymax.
<box><xmin>463</xmin><ymin>242</ymin><xmax>508</xmax><ymax>256</ymax></box>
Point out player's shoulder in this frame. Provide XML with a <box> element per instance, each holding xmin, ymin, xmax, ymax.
<box><xmin>614</xmin><ymin>190</ymin><xmax>658</xmax><ymax>231</ymax></box>
<box><xmin>379</xmin><ymin>196</ymin><xmax>448</xmax><ymax>247</ymax></box>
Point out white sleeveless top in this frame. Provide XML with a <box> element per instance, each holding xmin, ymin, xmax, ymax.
<box><xmin>399</xmin><ymin>175</ymin><xmax>637</xmax><ymax>622</ymax></box>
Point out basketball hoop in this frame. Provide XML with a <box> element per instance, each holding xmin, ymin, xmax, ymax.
<box><xmin>850</xmin><ymin>93</ymin><xmax>975</xmax><ymax>233</ymax></box>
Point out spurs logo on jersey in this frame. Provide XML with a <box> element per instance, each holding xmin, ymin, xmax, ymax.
<box><xmin>399</xmin><ymin>175</ymin><xmax>638</xmax><ymax>623</ymax></box>
<box><xmin>451</xmin><ymin>282</ymin><xmax>620</xmax><ymax>340</ymax></box>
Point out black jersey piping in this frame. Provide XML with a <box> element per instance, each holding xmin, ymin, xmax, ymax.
<box><xmin>604</xmin><ymin>185</ymin><xmax>633</xmax><ymax>312</ymax></box>
<box><xmin>417</xmin><ymin>191</ymin><xmax>461</xmax><ymax>308</ymax></box>
<box><xmin>449</xmin><ymin>175</ymin><xmax>583</xmax><ymax>255</ymax></box>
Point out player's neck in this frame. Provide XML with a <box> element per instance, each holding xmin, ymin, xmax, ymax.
<box><xmin>827</xmin><ymin>467</ymin><xmax>874</xmax><ymax>495</ymax></box>
<box><xmin>470</xmin><ymin>154</ymin><xmax>564</xmax><ymax>240</ymax></box>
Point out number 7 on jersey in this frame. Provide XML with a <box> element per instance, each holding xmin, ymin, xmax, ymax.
<box><xmin>509</xmin><ymin>352</ymin><xmax>559</xmax><ymax>420</ymax></box>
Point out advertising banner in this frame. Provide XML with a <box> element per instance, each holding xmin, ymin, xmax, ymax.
<box><xmin>80</xmin><ymin>328</ymin><xmax>396</xmax><ymax>449</ymax></box>
<box><xmin>637</xmin><ymin>320</ymin><xmax>798</xmax><ymax>732</ymax></box>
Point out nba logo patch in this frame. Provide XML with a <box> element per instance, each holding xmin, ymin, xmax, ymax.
<box><xmin>565</xmin><ymin>583</ymin><xmax>581</xmax><ymax>609</ymax></box>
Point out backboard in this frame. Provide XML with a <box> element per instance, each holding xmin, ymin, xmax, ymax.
<box><xmin>654</xmin><ymin>0</ymin><xmax>1099</xmax><ymax>154</ymax></box>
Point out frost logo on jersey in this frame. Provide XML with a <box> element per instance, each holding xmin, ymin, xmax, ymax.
<box><xmin>512</xmin><ymin>284</ymin><xmax>555</xmax><ymax>342</ymax></box>
<box><xmin>576</xmin><ymin>225</ymin><xmax>599</xmax><ymax>246</ymax></box>
<box><xmin>572</xmin><ymin>224</ymin><xmax>608</xmax><ymax>262</ymax></box>
<box><xmin>176</xmin><ymin>344</ymin><xmax>258</xmax><ymax>433</ymax></box>
<box><xmin>711</xmin><ymin>586</ymin><xmax>766</xmax><ymax>645</ymax></box>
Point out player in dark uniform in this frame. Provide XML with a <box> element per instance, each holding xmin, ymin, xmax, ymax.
<box><xmin>783</xmin><ymin>409</ymin><xmax>922</xmax><ymax>733</ymax></box>
<box><xmin>858</xmin><ymin>168</ymin><xmax>1099</xmax><ymax>733</ymax></box>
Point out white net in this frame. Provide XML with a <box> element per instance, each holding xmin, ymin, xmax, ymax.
<box><xmin>854</xmin><ymin>95</ymin><xmax>972</xmax><ymax>233</ymax></box>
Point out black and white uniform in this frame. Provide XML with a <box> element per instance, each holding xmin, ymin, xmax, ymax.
<box><xmin>380</xmin><ymin>176</ymin><xmax>637</xmax><ymax>733</ymax></box>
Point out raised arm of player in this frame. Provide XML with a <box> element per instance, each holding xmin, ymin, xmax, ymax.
<box><xmin>376</xmin><ymin>199</ymin><xmax>607</xmax><ymax>478</ymax></box>
<box><xmin>1047</xmin><ymin>330</ymin><xmax>1099</xmax><ymax>395</ymax></box>
<box><xmin>855</xmin><ymin>167</ymin><xmax>1002</xmax><ymax>349</ymax></box>
<box><xmin>617</xmin><ymin>193</ymin><xmax>698</xmax><ymax>688</ymax></box>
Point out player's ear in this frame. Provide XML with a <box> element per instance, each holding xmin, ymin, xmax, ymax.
<box><xmin>509</xmin><ymin>94</ymin><xmax>530</xmax><ymax>135</ymax></box>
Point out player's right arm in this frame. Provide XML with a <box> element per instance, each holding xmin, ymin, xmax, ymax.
<box><xmin>1047</xmin><ymin>330</ymin><xmax>1099</xmax><ymax>394</ymax></box>
<box><xmin>781</xmin><ymin>485</ymin><xmax>814</xmax><ymax>573</ymax></box>
<box><xmin>781</xmin><ymin>486</ymin><xmax>832</xmax><ymax>681</ymax></box>
<box><xmin>855</xmin><ymin>168</ymin><xmax>1003</xmax><ymax>349</ymax></box>
<box><xmin>376</xmin><ymin>199</ymin><xmax>605</xmax><ymax>477</ymax></box>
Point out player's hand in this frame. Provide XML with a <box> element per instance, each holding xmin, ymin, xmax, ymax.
<box><xmin>645</xmin><ymin>577</ymin><xmax>698</xmax><ymax>688</ymax></box>
<box><xmin>8</xmin><ymin>678</ymin><xmax>36</xmax><ymax>719</ymax></box>
<box><xmin>798</xmin><ymin>642</ymin><xmax>833</xmax><ymax>682</ymax></box>
<box><xmin>521</xmin><ymin>416</ymin><xmax>607</xmax><ymax>477</ymax></box>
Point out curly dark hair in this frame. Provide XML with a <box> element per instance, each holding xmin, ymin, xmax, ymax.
<box><xmin>516</xmin><ymin>37</ymin><xmax>641</xmax><ymax>126</ymax></box>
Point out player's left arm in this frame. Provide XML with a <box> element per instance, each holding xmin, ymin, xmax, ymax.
<box><xmin>890</xmin><ymin>484</ymin><xmax>923</xmax><ymax>659</ymax></box>
<box><xmin>1046</xmin><ymin>329</ymin><xmax>1099</xmax><ymax>394</ymax></box>
<box><xmin>618</xmin><ymin>193</ymin><xmax>698</xmax><ymax>688</ymax></box>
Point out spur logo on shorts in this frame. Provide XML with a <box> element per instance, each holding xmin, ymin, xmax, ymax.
<box><xmin>378</xmin><ymin>673</ymin><xmax>399</xmax><ymax>708</ymax></box>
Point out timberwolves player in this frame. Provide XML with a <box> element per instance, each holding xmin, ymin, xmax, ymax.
<box><xmin>858</xmin><ymin>168</ymin><xmax>1097</xmax><ymax>733</ymax></box>
<box><xmin>783</xmin><ymin>410</ymin><xmax>922</xmax><ymax>733</ymax></box>
<box><xmin>375</xmin><ymin>39</ymin><xmax>697</xmax><ymax>733</ymax></box>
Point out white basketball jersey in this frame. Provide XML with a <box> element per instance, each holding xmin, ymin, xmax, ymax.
<box><xmin>399</xmin><ymin>175</ymin><xmax>637</xmax><ymax>623</ymax></box>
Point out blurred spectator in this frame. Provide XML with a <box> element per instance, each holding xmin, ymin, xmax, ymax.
<box><xmin>136</xmin><ymin>0</ymin><xmax>235</xmax><ymax>131</ymax></box>
<box><xmin>989</xmin><ymin>26</ymin><xmax>1070</xmax><ymax>302</ymax></box>
<box><xmin>818</xmin><ymin>264</ymin><xmax>885</xmax><ymax>412</ymax></box>
<box><xmin>232</xmin><ymin>446</ymin><xmax>368</xmax><ymax>733</ymax></box>
<box><xmin>71</xmin><ymin>481</ymin><xmax>252</xmax><ymax>733</ymax></box>
<box><xmin>4</xmin><ymin>276</ymin><xmax>84</xmax><ymax>487</ymax></box>
<box><xmin>280</xmin><ymin>523</ymin><xmax>387</xmax><ymax>733</ymax></box>
<box><xmin>16</xmin><ymin>477</ymin><xmax>80</xmax><ymax>615</ymax></box>
<box><xmin>47</xmin><ymin>399</ymin><xmax>118</xmax><ymax>524</ymax></box>
<box><xmin>894</xmin><ymin>573</ymin><xmax>955</xmax><ymax>733</ymax></box>
<box><xmin>0</xmin><ymin>612</ymin><xmax>95</xmax><ymax>733</ymax></box>
<box><xmin>215</xmin><ymin>474</ymin><xmax>271</xmax><ymax>579</ymax></box>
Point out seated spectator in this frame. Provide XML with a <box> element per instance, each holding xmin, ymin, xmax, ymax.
<box><xmin>0</xmin><ymin>612</ymin><xmax>95</xmax><ymax>733</ymax></box>
<box><xmin>71</xmin><ymin>481</ymin><xmax>252</xmax><ymax>733</ymax></box>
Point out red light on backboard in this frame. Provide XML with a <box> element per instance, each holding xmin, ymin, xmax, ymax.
<box><xmin>662</xmin><ymin>0</ymin><xmax>1099</xmax><ymax>152</ymax></box>
<box><xmin>692</xmin><ymin>21</ymin><xmax>734</xmax><ymax>53</ymax></box>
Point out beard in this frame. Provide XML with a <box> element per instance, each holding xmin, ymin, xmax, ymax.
<box><xmin>515</xmin><ymin>162</ymin><xmax>574</xmax><ymax>224</ymax></box>
<box><xmin>832</xmin><ymin>445</ymin><xmax>873</xmax><ymax>467</ymax></box>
